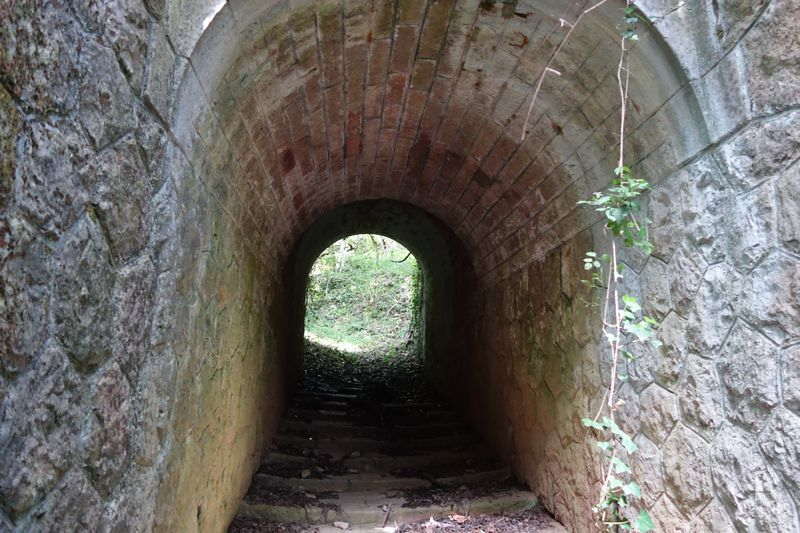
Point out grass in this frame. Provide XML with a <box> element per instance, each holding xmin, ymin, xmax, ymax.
<box><xmin>304</xmin><ymin>234</ymin><xmax>420</xmax><ymax>355</ymax></box>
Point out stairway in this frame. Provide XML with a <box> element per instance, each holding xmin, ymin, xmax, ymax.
<box><xmin>229</xmin><ymin>379</ymin><xmax>566</xmax><ymax>532</ymax></box>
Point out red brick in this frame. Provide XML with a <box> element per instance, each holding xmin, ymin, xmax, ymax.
<box><xmin>397</xmin><ymin>0</ymin><xmax>426</xmax><ymax>24</ymax></box>
<box><xmin>294</xmin><ymin>137</ymin><xmax>314</xmax><ymax>175</ymax></box>
<box><xmin>418</xmin><ymin>0</ymin><xmax>455</xmax><ymax>57</ymax></box>
<box><xmin>372</xmin><ymin>0</ymin><xmax>395</xmax><ymax>38</ymax></box>
<box><xmin>345</xmin><ymin>110</ymin><xmax>362</xmax><ymax>160</ymax></box>
<box><xmin>308</xmin><ymin>108</ymin><xmax>327</xmax><ymax>148</ymax></box>
<box><xmin>445</xmin><ymin>156</ymin><xmax>478</xmax><ymax>201</ymax></box>
<box><xmin>418</xmin><ymin>77</ymin><xmax>451</xmax><ymax>135</ymax></box>
<box><xmin>345</xmin><ymin>43</ymin><xmax>368</xmax><ymax>104</ymax></box>
<box><xmin>364</xmin><ymin>85</ymin><xmax>384</xmax><ymax>118</ymax></box>
<box><xmin>406</xmin><ymin>132</ymin><xmax>431</xmax><ymax>183</ymax></box>
<box><xmin>390</xmin><ymin>25</ymin><xmax>418</xmax><ymax>73</ymax></box>
<box><xmin>410</xmin><ymin>59</ymin><xmax>436</xmax><ymax>90</ymax></box>
<box><xmin>284</xmin><ymin>91</ymin><xmax>308</xmax><ymax>142</ymax></box>
<box><xmin>470</xmin><ymin>119</ymin><xmax>503</xmax><ymax>161</ymax></box>
<box><xmin>268</xmin><ymin>109</ymin><xmax>292</xmax><ymax>148</ymax></box>
<box><xmin>419</xmin><ymin>141</ymin><xmax>445</xmax><ymax>190</ymax></box>
<box><xmin>360</xmin><ymin>118</ymin><xmax>381</xmax><ymax>166</ymax></box>
<box><xmin>391</xmin><ymin>136</ymin><xmax>414</xmax><ymax>173</ymax></box>
<box><xmin>367</xmin><ymin>38</ymin><xmax>391</xmax><ymax>85</ymax></box>
<box><xmin>304</xmin><ymin>74</ymin><xmax>323</xmax><ymax>111</ymax></box>
<box><xmin>399</xmin><ymin>89</ymin><xmax>427</xmax><ymax>139</ymax></box>
<box><xmin>436</xmin><ymin>104</ymin><xmax>464</xmax><ymax>147</ymax></box>
<box><xmin>481</xmin><ymin>134</ymin><xmax>517</xmax><ymax>177</ymax></box>
<box><xmin>383</xmin><ymin>104</ymin><xmax>402</xmax><ymax>130</ymax></box>
<box><xmin>376</xmin><ymin>129</ymin><xmax>396</xmax><ymax>161</ymax></box>
<box><xmin>385</xmin><ymin>72</ymin><xmax>406</xmax><ymax>105</ymax></box>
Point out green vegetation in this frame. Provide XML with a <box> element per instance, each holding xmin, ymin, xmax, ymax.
<box><xmin>304</xmin><ymin>234</ymin><xmax>421</xmax><ymax>355</ymax></box>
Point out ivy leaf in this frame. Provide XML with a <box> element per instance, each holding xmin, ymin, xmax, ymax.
<box><xmin>608</xmin><ymin>476</ymin><xmax>624</xmax><ymax>489</ymax></box>
<box><xmin>596</xmin><ymin>440</ymin><xmax>613</xmax><ymax>451</ymax></box>
<box><xmin>622</xmin><ymin>294</ymin><xmax>641</xmax><ymax>312</ymax></box>
<box><xmin>633</xmin><ymin>510</ymin><xmax>655</xmax><ymax>532</ymax></box>
<box><xmin>611</xmin><ymin>456</ymin><xmax>631</xmax><ymax>473</ymax></box>
<box><xmin>623</xmin><ymin>482</ymin><xmax>642</xmax><ymax>498</ymax></box>
<box><xmin>582</xmin><ymin>418</ymin><xmax>605</xmax><ymax>430</ymax></box>
<box><xmin>620</xmin><ymin>433</ymin><xmax>638</xmax><ymax>454</ymax></box>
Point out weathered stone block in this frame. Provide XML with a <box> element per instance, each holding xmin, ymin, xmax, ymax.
<box><xmin>689</xmin><ymin>498</ymin><xmax>736</xmax><ymax>533</ymax></box>
<box><xmin>53</xmin><ymin>212</ymin><xmax>114</xmax><ymax>371</ymax></box>
<box><xmin>653</xmin><ymin>312</ymin><xmax>688</xmax><ymax>391</ymax></box>
<box><xmin>83</xmin><ymin>362</ymin><xmax>131</xmax><ymax>496</ymax></box>
<box><xmin>662</xmin><ymin>424</ymin><xmax>713</xmax><ymax>517</ymax></box>
<box><xmin>718</xmin><ymin>110</ymin><xmax>800</xmax><ymax>192</ymax></box>
<box><xmin>78</xmin><ymin>38</ymin><xmax>138</xmax><ymax>149</ymax></box>
<box><xmin>71</xmin><ymin>0</ymin><xmax>150</xmax><ymax>92</ymax></box>
<box><xmin>679</xmin><ymin>156</ymin><xmax>730</xmax><ymax>263</ymax></box>
<box><xmin>15</xmin><ymin>469</ymin><xmax>103</xmax><ymax>531</ymax></box>
<box><xmin>776</xmin><ymin>162</ymin><xmax>800</xmax><ymax>254</ymax></box>
<box><xmin>648</xmin><ymin>175</ymin><xmax>682</xmax><ymax>261</ymax></box>
<box><xmin>78</xmin><ymin>134</ymin><xmax>152</xmax><ymax>261</ymax></box>
<box><xmin>639</xmin><ymin>384</ymin><xmax>679</xmax><ymax>445</ymax></box>
<box><xmin>13</xmin><ymin>120</ymin><xmax>90</xmax><ymax>238</ymax></box>
<box><xmin>648</xmin><ymin>495</ymin><xmax>689</xmax><ymax>533</ymax></box>
<box><xmin>686</xmin><ymin>264</ymin><xmax>737</xmax><ymax>356</ymax></box>
<box><xmin>679</xmin><ymin>354</ymin><xmax>723</xmax><ymax>440</ymax></box>
<box><xmin>719</xmin><ymin>323</ymin><xmax>779</xmax><ymax>431</ymax></box>
<box><xmin>0</xmin><ymin>219</ymin><xmax>52</xmax><ymax>375</ymax></box>
<box><xmin>667</xmin><ymin>243</ymin><xmax>707</xmax><ymax>318</ymax></box>
<box><xmin>759</xmin><ymin>408</ymin><xmax>800</xmax><ymax>503</ymax></box>
<box><xmin>640</xmin><ymin>257</ymin><xmax>672</xmax><ymax>320</ymax></box>
<box><xmin>741</xmin><ymin>0</ymin><xmax>800</xmax><ymax>114</ymax></box>
<box><xmin>0</xmin><ymin>342</ymin><xmax>82</xmax><ymax>519</ymax></box>
<box><xmin>783</xmin><ymin>345</ymin><xmax>800</xmax><ymax>415</ymax></box>
<box><xmin>713</xmin><ymin>423</ymin><xmax>796</xmax><ymax>532</ymax></box>
<box><xmin>737</xmin><ymin>251</ymin><xmax>800</xmax><ymax>343</ymax></box>
<box><xmin>725</xmin><ymin>181</ymin><xmax>776</xmax><ymax>272</ymax></box>
<box><xmin>631</xmin><ymin>434</ymin><xmax>663</xmax><ymax>507</ymax></box>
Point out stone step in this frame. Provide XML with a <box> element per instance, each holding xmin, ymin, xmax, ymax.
<box><xmin>292</xmin><ymin>396</ymin><xmax>444</xmax><ymax>413</ymax></box>
<box><xmin>262</xmin><ymin>447</ymin><xmax>494</xmax><ymax>474</ymax></box>
<box><xmin>238</xmin><ymin>488</ymin><xmax>541</xmax><ymax>527</ymax></box>
<box><xmin>285</xmin><ymin>407</ymin><xmax>457</xmax><ymax>425</ymax></box>
<box><xmin>253</xmin><ymin>466</ymin><xmax>512</xmax><ymax>493</ymax></box>
<box><xmin>295</xmin><ymin>391</ymin><xmax>360</xmax><ymax>402</ymax></box>
<box><xmin>253</xmin><ymin>472</ymin><xmax>430</xmax><ymax>492</ymax></box>
<box><xmin>274</xmin><ymin>433</ymin><xmax>477</xmax><ymax>456</ymax></box>
<box><xmin>280</xmin><ymin>418</ymin><xmax>467</xmax><ymax>439</ymax></box>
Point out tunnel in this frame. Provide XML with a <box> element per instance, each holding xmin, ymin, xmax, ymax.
<box><xmin>1</xmin><ymin>0</ymin><xmax>799</xmax><ymax>531</ymax></box>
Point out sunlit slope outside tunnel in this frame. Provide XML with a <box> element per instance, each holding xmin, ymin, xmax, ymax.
<box><xmin>304</xmin><ymin>234</ymin><xmax>420</xmax><ymax>353</ymax></box>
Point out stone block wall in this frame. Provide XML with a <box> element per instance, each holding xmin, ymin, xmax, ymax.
<box><xmin>1</xmin><ymin>0</ymin><xmax>798</xmax><ymax>531</ymax></box>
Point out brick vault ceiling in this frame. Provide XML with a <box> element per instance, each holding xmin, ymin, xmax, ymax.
<box><xmin>188</xmin><ymin>0</ymin><xmax>698</xmax><ymax>284</ymax></box>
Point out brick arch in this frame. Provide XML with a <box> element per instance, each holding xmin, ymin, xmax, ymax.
<box><xmin>176</xmin><ymin>0</ymin><xmax>707</xmax><ymax>283</ymax></box>
<box><xmin>161</xmin><ymin>0</ymin><xmax>715</xmax><ymax>529</ymax></box>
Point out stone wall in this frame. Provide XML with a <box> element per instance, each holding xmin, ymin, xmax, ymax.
<box><xmin>1</xmin><ymin>0</ymin><xmax>798</xmax><ymax>531</ymax></box>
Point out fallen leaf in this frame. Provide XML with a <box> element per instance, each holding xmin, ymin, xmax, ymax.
<box><xmin>449</xmin><ymin>514</ymin><xmax>469</xmax><ymax>524</ymax></box>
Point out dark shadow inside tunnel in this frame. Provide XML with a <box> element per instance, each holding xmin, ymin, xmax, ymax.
<box><xmin>287</xmin><ymin>199</ymin><xmax>478</xmax><ymax>400</ymax></box>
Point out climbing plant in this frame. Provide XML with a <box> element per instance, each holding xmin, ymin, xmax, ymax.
<box><xmin>523</xmin><ymin>2</ymin><xmax>658</xmax><ymax>531</ymax></box>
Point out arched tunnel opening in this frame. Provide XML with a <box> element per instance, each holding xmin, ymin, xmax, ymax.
<box><xmin>2</xmin><ymin>0</ymin><xmax>799</xmax><ymax>531</ymax></box>
<box><xmin>302</xmin><ymin>233</ymin><xmax>421</xmax><ymax>357</ymax></box>
<box><xmin>287</xmin><ymin>200</ymin><xmax>476</xmax><ymax>395</ymax></box>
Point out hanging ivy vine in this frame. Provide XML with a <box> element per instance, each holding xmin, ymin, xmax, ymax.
<box><xmin>523</xmin><ymin>2</ymin><xmax>660</xmax><ymax>531</ymax></box>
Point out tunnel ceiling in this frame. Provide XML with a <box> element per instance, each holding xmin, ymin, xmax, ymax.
<box><xmin>185</xmin><ymin>0</ymin><xmax>703</xmax><ymax>284</ymax></box>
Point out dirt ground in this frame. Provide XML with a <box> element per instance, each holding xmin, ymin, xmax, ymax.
<box><xmin>229</xmin><ymin>506</ymin><xmax>558</xmax><ymax>532</ymax></box>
